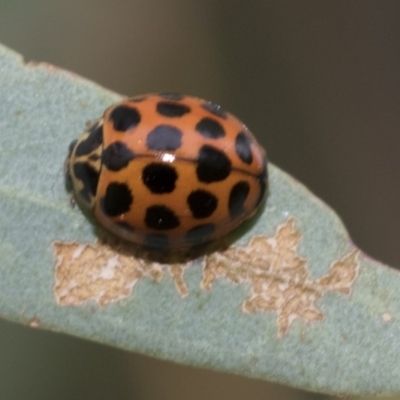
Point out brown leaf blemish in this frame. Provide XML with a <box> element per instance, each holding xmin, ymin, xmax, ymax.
<box><xmin>201</xmin><ymin>218</ymin><xmax>360</xmax><ymax>337</ymax></box>
<box><xmin>53</xmin><ymin>241</ymin><xmax>191</xmax><ymax>306</ymax></box>
<box><xmin>53</xmin><ymin>218</ymin><xmax>359</xmax><ymax>337</ymax></box>
<box><xmin>168</xmin><ymin>264</ymin><xmax>190</xmax><ymax>298</ymax></box>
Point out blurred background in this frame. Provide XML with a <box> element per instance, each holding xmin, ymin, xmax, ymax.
<box><xmin>0</xmin><ymin>1</ymin><xmax>399</xmax><ymax>399</ymax></box>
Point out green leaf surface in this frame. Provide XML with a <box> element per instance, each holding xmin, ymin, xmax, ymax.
<box><xmin>0</xmin><ymin>43</ymin><xmax>399</xmax><ymax>397</ymax></box>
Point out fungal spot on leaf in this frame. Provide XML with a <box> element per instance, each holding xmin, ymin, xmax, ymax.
<box><xmin>201</xmin><ymin>218</ymin><xmax>360</xmax><ymax>337</ymax></box>
<box><xmin>53</xmin><ymin>241</ymin><xmax>191</xmax><ymax>306</ymax></box>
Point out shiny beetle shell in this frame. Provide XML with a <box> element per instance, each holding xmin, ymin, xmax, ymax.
<box><xmin>65</xmin><ymin>93</ymin><xmax>268</xmax><ymax>249</ymax></box>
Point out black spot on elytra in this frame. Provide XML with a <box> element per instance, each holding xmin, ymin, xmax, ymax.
<box><xmin>196</xmin><ymin>145</ymin><xmax>232</xmax><ymax>183</ymax></box>
<box><xmin>101</xmin><ymin>141</ymin><xmax>135</xmax><ymax>171</ymax></box>
<box><xmin>144</xmin><ymin>233</ymin><xmax>170</xmax><ymax>249</ymax></box>
<box><xmin>235</xmin><ymin>131</ymin><xmax>253</xmax><ymax>165</ymax></box>
<box><xmin>109</xmin><ymin>105</ymin><xmax>141</xmax><ymax>132</ymax></box>
<box><xmin>145</xmin><ymin>205</ymin><xmax>180</xmax><ymax>230</ymax></box>
<box><xmin>146</xmin><ymin>125</ymin><xmax>182</xmax><ymax>151</ymax></box>
<box><xmin>187</xmin><ymin>190</ymin><xmax>218</xmax><ymax>219</ymax></box>
<box><xmin>74</xmin><ymin>124</ymin><xmax>103</xmax><ymax>157</ymax></box>
<box><xmin>195</xmin><ymin>117</ymin><xmax>225</xmax><ymax>139</ymax></box>
<box><xmin>156</xmin><ymin>101</ymin><xmax>190</xmax><ymax>118</ymax></box>
<box><xmin>159</xmin><ymin>92</ymin><xmax>184</xmax><ymax>101</ymax></box>
<box><xmin>201</xmin><ymin>101</ymin><xmax>227</xmax><ymax>119</ymax></box>
<box><xmin>142</xmin><ymin>163</ymin><xmax>178</xmax><ymax>194</ymax></box>
<box><xmin>185</xmin><ymin>224</ymin><xmax>216</xmax><ymax>245</ymax></box>
<box><xmin>73</xmin><ymin>162</ymin><xmax>99</xmax><ymax>204</ymax></box>
<box><xmin>229</xmin><ymin>181</ymin><xmax>250</xmax><ymax>219</ymax></box>
<box><xmin>100</xmin><ymin>182</ymin><xmax>133</xmax><ymax>217</ymax></box>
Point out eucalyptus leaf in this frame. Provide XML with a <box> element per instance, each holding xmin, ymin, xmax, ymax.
<box><xmin>0</xmin><ymin>43</ymin><xmax>399</xmax><ymax>397</ymax></box>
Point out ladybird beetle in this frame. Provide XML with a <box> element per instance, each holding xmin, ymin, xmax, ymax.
<box><xmin>65</xmin><ymin>93</ymin><xmax>268</xmax><ymax>249</ymax></box>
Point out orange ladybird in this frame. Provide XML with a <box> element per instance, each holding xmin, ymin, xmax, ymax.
<box><xmin>65</xmin><ymin>93</ymin><xmax>268</xmax><ymax>249</ymax></box>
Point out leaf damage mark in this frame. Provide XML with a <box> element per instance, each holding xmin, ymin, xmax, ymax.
<box><xmin>53</xmin><ymin>218</ymin><xmax>359</xmax><ymax>337</ymax></box>
<box><xmin>201</xmin><ymin>218</ymin><xmax>360</xmax><ymax>336</ymax></box>
<box><xmin>53</xmin><ymin>241</ymin><xmax>191</xmax><ymax>306</ymax></box>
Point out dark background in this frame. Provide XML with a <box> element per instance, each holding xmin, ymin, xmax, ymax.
<box><xmin>0</xmin><ymin>1</ymin><xmax>399</xmax><ymax>399</ymax></box>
